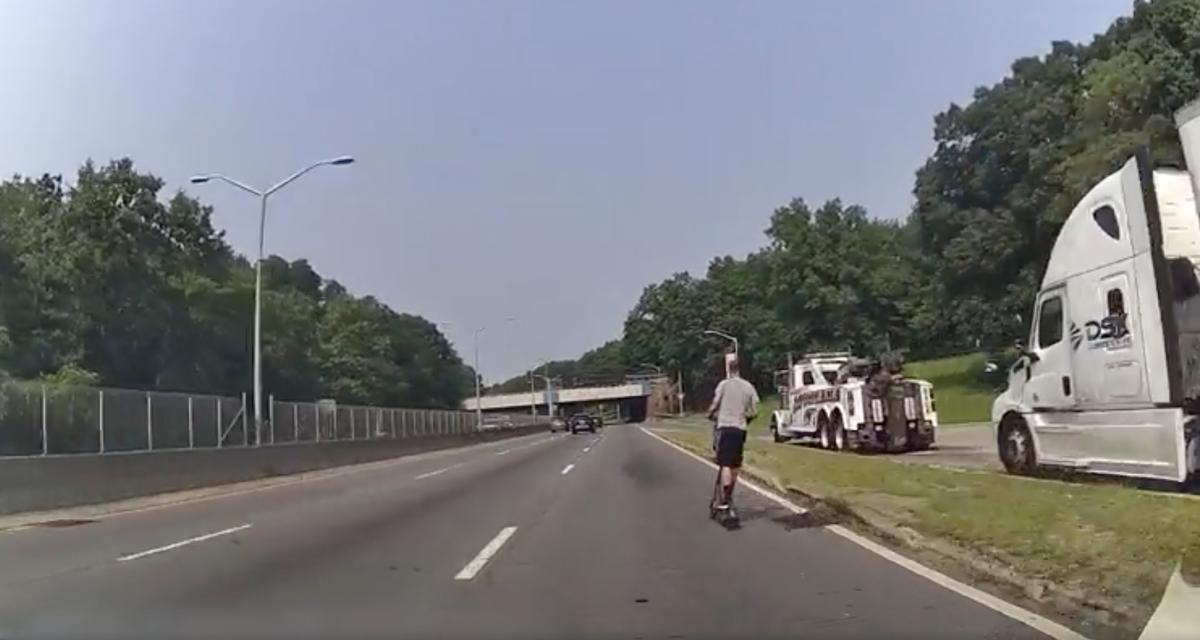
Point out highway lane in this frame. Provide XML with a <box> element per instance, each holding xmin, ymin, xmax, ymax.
<box><xmin>0</xmin><ymin>423</ymin><xmax>1052</xmax><ymax>639</ymax></box>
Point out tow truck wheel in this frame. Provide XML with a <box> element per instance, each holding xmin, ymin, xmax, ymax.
<box><xmin>771</xmin><ymin>419</ymin><xmax>787</xmax><ymax>443</ymax></box>
<box><xmin>817</xmin><ymin>414</ymin><xmax>831</xmax><ymax>450</ymax></box>
<box><xmin>831</xmin><ymin>414</ymin><xmax>846</xmax><ymax>452</ymax></box>
<box><xmin>998</xmin><ymin>415</ymin><xmax>1037</xmax><ymax>475</ymax></box>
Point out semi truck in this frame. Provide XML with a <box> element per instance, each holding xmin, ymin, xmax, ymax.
<box><xmin>770</xmin><ymin>352</ymin><xmax>938</xmax><ymax>452</ymax></box>
<box><xmin>992</xmin><ymin>96</ymin><xmax>1200</xmax><ymax>483</ymax></box>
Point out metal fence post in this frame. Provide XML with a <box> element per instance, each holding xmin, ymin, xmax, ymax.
<box><xmin>350</xmin><ymin>409</ymin><xmax>356</xmax><ymax>441</ymax></box>
<box><xmin>217</xmin><ymin>397</ymin><xmax>223</xmax><ymax>448</ymax></box>
<box><xmin>98</xmin><ymin>390</ymin><xmax>106</xmax><ymax>454</ymax></box>
<box><xmin>333</xmin><ymin>407</ymin><xmax>339</xmax><ymax>441</ymax></box>
<box><xmin>146</xmin><ymin>392</ymin><xmax>153</xmax><ymax>451</ymax></box>
<box><xmin>268</xmin><ymin>394</ymin><xmax>275</xmax><ymax>445</ymax></box>
<box><xmin>293</xmin><ymin>403</ymin><xmax>299</xmax><ymax>443</ymax></box>
<box><xmin>40</xmin><ymin>385</ymin><xmax>48</xmax><ymax>456</ymax></box>
<box><xmin>187</xmin><ymin>396</ymin><xmax>194</xmax><ymax>449</ymax></box>
<box><xmin>314</xmin><ymin>404</ymin><xmax>321</xmax><ymax>443</ymax></box>
<box><xmin>390</xmin><ymin>410</ymin><xmax>396</xmax><ymax>438</ymax></box>
<box><xmin>242</xmin><ymin>392</ymin><xmax>248</xmax><ymax>446</ymax></box>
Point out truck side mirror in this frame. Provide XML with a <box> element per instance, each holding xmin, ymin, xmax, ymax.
<box><xmin>1014</xmin><ymin>341</ymin><xmax>1040</xmax><ymax>364</ymax></box>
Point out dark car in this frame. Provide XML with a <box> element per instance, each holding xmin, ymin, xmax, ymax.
<box><xmin>569</xmin><ymin>413</ymin><xmax>597</xmax><ymax>434</ymax></box>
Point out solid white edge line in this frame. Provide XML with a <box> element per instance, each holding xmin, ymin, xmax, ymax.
<box><xmin>582</xmin><ymin>447</ymin><xmax>591</xmax><ymax>453</ymax></box>
<box><xmin>415</xmin><ymin>463</ymin><xmax>463</xmax><ymax>480</ymax></box>
<box><xmin>637</xmin><ymin>426</ymin><xmax>804</xmax><ymax>515</ymax></box>
<box><xmin>825</xmin><ymin>525</ymin><xmax>1089</xmax><ymax>640</ymax></box>
<box><xmin>117</xmin><ymin>524</ymin><xmax>252</xmax><ymax>562</ymax></box>
<box><xmin>637</xmin><ymin>425</ymin><xmax>1089</xmax><ymax>640</ymax></box>
<box><xmin>454</xmin><ymin>526</ymin><xmax>518</xmax><ymax>580</ymax></box>
<box><xmin>496</xmin><ymin>448</ymin><xmax>513</xmax><ymax>456</ymax></box>
<box><xmin>561</xmin><ymin>463</ymin><xmax>575</xmax><ymax>475</ymax></box>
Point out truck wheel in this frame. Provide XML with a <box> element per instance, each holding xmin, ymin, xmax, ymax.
<box><xmin>817</xmin><ymin>414</ymin><xmax>831</xmax><ymax>450</ymax></box>
<box><xmin>998</xmin><ymin>415</ymin><xmax>1037</xmax><ymax>475</ymax></box>
<box><xmin>771</xmin><ymin>419</ymin><xmax>787</xmax><ymax>443</ymax></box>
<box><xmin>831</xmin><ymin>414</ymin><xmax>846</xmax><ymax>452</ymax></box>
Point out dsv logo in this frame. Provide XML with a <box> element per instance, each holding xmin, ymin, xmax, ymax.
<box><xmin>1072</xmin><ymin>313</ymin><xmax>1130</xmax><ymax>351</ymax></box>
<box><xmin>1087</xmin><ymin>313</ymin><xmax>1129</xmax><ymax>340</ymax></box>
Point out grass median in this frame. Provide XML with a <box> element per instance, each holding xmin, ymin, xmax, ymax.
<box><xmin>652</xmin><ymin>418</ymin><xmax>1200</xmax><ymax>637</ymax></box>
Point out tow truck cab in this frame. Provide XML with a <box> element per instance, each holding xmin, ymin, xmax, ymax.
<box><xmin>992</xmin><ymin>96</ymin><xmax>1200</xmax><ymax>483</ymax></box>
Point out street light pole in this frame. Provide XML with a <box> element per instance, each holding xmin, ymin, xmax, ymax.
<box><xmin>469</xmin><ymin>316</ymin><xmax>515</xmax><ymax>429</ymax></box>
<box><xmin>702</xmin><ymin>329</ymin><xmax>739</xmax><ymax>357</ymax></box>
<box><xmin>473</xmin><ymin>327</ymin><xmax>485</xmax><ymax>429</ymax></box>
<box><xmin>191</xmin><ymin>156</ymin><xmax>355</xmax><ymax>446</ymax></box>
<box><xmin>533</xmin><ymin>373</ymin><xmax>554</xmax><ymax>418</ymax></box>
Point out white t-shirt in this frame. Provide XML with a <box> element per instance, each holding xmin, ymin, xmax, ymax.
<box><xmin>709</xmin><ymin>377</ymin><xmax>759</xmax><ymax>430</ymax></box>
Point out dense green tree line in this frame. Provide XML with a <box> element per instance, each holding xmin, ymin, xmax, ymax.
<box><xmin>0</xmin><ymin>159</ymin><xmax>473</xmax><ymax>409</ymax></box>
<box><xmin>498</xmin><ymin>0</ymin><xmax>1200</xmax><ymax>402</ymax></box>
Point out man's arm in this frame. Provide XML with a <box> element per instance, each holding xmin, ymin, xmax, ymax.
<box><xmin>707</xmin><ymin>380</ymin><xmax>725</xmax><ymax>420</ymax></box>
<box><xmin>746</xmin><ymin>382</ymin><xmax>761</xmax><ymax>421</ymax></box>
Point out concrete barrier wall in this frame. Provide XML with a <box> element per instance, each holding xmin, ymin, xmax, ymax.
<box><xmin>0</xmin><ymin>425</ymin><xmax>543</xmax><ymax>516</ymax></box>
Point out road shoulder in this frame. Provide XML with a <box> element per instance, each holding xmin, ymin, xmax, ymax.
<box><xmin>646</xmin><ymin>418</ymin><xmax>1200</xmax><ymax>640</ymax></box>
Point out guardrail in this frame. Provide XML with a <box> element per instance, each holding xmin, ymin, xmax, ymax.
<box><xmin>0</xmin><ymin>381</ymin><xmax>539</xmax><ymax>457</ymax></box>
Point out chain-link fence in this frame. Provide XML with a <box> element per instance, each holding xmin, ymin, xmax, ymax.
<box><xmin>0</xmin><ymin>381</ymin><xmax>542</xmax><ymax>457</ymax></box>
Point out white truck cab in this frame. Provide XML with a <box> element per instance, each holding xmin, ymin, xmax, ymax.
<box><xmin>993</xmin><ymin>97</ymin><xmax>1200</xmax><ymax>483</ymax></box>
<box><xmin>771</xmin><ymin>352</ymin><xmax>938</xmax><ymax>452</ymax></box>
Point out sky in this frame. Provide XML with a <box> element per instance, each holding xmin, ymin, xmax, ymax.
<box><xmin>0</xmin><ymin>0</ymin><xmax>1133</xmax><ymax>383</ymax></box>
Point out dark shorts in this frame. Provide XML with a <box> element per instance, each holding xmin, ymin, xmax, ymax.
<box><xmin>714</xmin><ymin>427</ymin><xmax>747</xmax><ymax>468</ymax></box>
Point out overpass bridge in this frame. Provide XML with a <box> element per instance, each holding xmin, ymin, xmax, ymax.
<box><xmin>462</xmin><ymin>381</ymin><xmax>657</xmax><ymax>422</ymax></box>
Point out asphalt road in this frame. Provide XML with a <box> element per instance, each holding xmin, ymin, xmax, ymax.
<box><xmin>0</xmin><ymin>423</ymin><xmax>1050</xmax><ymax>639</ymax></box>
<box><xmin>757</xmin><ymin>422</ymin><xmax>1002</xmax><ymax>471</ymax></box>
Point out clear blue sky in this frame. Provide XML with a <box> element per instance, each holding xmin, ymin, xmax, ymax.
<box><xmin>0</xmin><ymin>0</ymin><xmax>1132</xmax><ymax>382</ymax></box>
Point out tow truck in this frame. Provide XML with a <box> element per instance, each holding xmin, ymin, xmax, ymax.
<box><xmin>769</xmin><ymin>352</ymin><xmax>938</xmax><ymax>452</ymax></box>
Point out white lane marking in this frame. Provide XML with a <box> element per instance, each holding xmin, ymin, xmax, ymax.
<box><xmin>582</xmin><ymin>446</ymin><xmax>591</xmax><ymax>453</ymax></box>
<box><xmin>454</xmin><ymin>526</ymin><xmax>517</xmax><ymax>580</ymax></box>
<box><xmin>496</xmin><ymin>448</ymin><xmax>513</xmax><ymax>456</ymax></box>
<box><xmin>827</xmin><ymin>525</ymin><xmax>1087</xmax><ymax>640</ymax></box>
<box><xmin>561</xmin><ymin>463</ymin><xmax>575</xmax><ymax>475</ymax></box>
<box><xmin>117</xmin><ymin>524</ymin><xmax>252</xmax><ymax>562</ymax></box>
<box><xmin>2</xmin><ymin>431</ymin><xmax>551</xmax><ymax>534</ymax></box>
<box><xmin>415</xmin><ymin>463</ymin><xmax>462</xmax><ymax>480</ymax></box>
<box><xmin>638</xmin><ymin>426</ymin><xmax>804</xmax><ymax>515</ymax></box>
<box><xmin>638</xmin><ymin>426</ymin><xmax>1088</xmax><ymax>640</ymax></box>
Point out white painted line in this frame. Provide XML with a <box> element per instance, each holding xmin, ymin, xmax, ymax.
<box><xmin>582</xmin><ymin>446</ymin><xmax>591</xmax><ymax>453</ymax></box>
<box><xmin>638</xmin><ymin>426</ymin><xmax>805</xmax><ymax>515</ymax></box>
<box><xmin>117</xmin><ymin>524</ymin><xmax>252</xmax><ymax>562</ymax></box>
<box><xmin>826</xmin><ymin>525</ymin><xmax>1088</xmax><ymax>640</ymax></box>
<box><xmin>496</xmin><ymin>448</ymin><xmax>513</xmax><ymax>456</ymax></box>
<box><xmin>415</xmin><ymin>463</ymin><xmax>462</xmax><ymax>480</ymax></box>
<box><xmin>2</xmin><ymin>431</ymin><xmax>552</xmax><ymax>534</ymax></box>
<box><xmin>454</xmin><ymin>526</ymin><xmax>517</xmax><ymax>581</ymax></box>
<box><xmin>561</xmin><ymin>463</ymin><xmax>575</xmax><ymax>475</ymax></box>
<box><xmin>638</xmin><ymin>425</ymin><xmax>1088</xmax><ymax>640</ymax></box>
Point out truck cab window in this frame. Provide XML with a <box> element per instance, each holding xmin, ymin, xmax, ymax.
<box><xmin>1037</xmin><ymin>296</ymin><xmax>1063</xmax><ymax>348</ymax></box>
<box><xmin>1092</xmin><ymin>205</ymin><xmax>1120</xmax><ymax>240</ymax></box>
<box><xmin>822</xmin><ymin>371</ymin><xmax>837</xmax><ymax>384</ymax></box>
<box><xmin>801</xmin><ymin>371</ymin><xmax>815</xmax><ymax>385</ymax></box>
<box><xmin>1106</xmin><ymin>288</ymin><xmax>1125</xmax><ymax>315</ymax></box>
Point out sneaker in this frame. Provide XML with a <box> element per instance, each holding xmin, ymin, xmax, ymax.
<box><xmin>714</xmin><ymin>503</ymin><xmax>730</xmax><ymax>511</ymax></box>
<box><xmin>726</xmin><ymin>506</ymin><xmax>739</xmax><ymax>521</ymax></box>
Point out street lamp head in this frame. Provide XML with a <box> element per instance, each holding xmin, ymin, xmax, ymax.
<box><xmin>329</xmin><ymin>156</ymin><xmax>356</xmax><ymax>166</ymax></box>
<box><xmin>189</xmin><ymin>175</ymin><xmax>212</xmax><ymax>184</ymax></box>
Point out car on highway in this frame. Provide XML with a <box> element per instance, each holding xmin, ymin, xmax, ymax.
<box><xmin>569</xmin><ymin>413</ymin><xmax>598</xmax><ymax>434</ymax></box>
<box><xmin>549</xmin><ymin>416</ymin><xmax>567</xmax><ymax>433</ymax></box>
